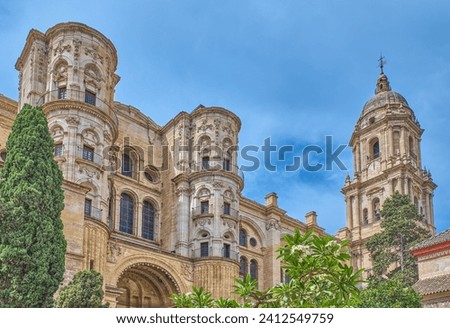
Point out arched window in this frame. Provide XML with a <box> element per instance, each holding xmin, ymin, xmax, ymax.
<box><xmin>122</xmin><ymin>153</ymin><xmax>133</xmax><ymax>177</ymax></box>
<box><xmin>240</xmin><ymin>257</ymin><xmax>248</xmax><ymax>276</ymax></box>
<box><xmin>142</xmin><ymin>201</ymin><xmax>155</xmax><ymax>240</ymax></box>
<box><xmin>371</xmin><ymin>138</ymin><xmax>380</xmax><ymax>159</ymax></box>
<box><xmin>372</xmin><ymin>198</ymin><xmax>380</xmax><ymax>221</ymax></box>
<box><xmin>393</xmin><ymin>131</ymin><xmax>400</xmax><ymax>155</ymax></box>
<box><xmin>363</xmin><ymin>208</ymin><xmax>369</xmax><ymax>225</ymax></box>
<box><xmin>202</xmin><ymin>156</ymin><xmax>210</xmax><ymax>169</ymax></box>
<box><xmin>120</xmin><ymin>193</ymin><xmax>134</xmax><ymax>234</ymax></box>
<box><xmin>250</xmin><ymin>260</ymin><xmax>258</xmax><ymax>281</ymax></box>
<box><xmin>223</xmin><ymin>150</ymin><xmax>232</xmax><ymax>171</ymax></box>
<box><xmin>239</xmin><ymin>229</ymin><xmax>247</xmax><ymax>247</ymax></box>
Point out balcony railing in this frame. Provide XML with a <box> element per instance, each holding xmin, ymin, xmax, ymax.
<box><xmin>76</xmin><ymin>146</ymin><xmax>104</xmax><ymax>167</ymax></box>
<box><xmin>84</xmin><ymin>206</ymin><xmax>103</xmax><ymax>221</ymax></box>
<box><xmin>36</xmin><ymin>89</ymin><xmax>118</xmax><ymax>126</ymax></box>
<box><xmin>192</xmin><ymin>205</ymin><xmax>214</xmax><ymax>217</ymax></box>
<box><xmin>190</xmin><ymin>161</ymin><xmax>244</xmax><ymax>181</ymax></box>
<box><xmin>192</xmin><ymin>248</ymin><xmax>239</xmax><ymax>261</ymax></box>
<box><xmin>221</xmin><ymin>207</ymin><xmax>239</xmax><ymax>218</ymax></box>
<box><xmin>223</xmin><ymin>249</ymin><xmax>239</xmax><ymax>261</ymax></box>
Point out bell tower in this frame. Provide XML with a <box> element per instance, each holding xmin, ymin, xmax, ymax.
<box><xmin>341</xmin><ymin>66</ymin><xmax>436</xmax><ymax>275</ymax></box>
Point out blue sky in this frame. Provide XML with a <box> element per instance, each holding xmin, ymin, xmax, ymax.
<box><xmin>1</xmin><ymin>0</ymin><xmax>450</xmax><ymax>234</ymax></box>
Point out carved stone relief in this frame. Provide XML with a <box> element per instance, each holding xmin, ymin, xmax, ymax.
<box><xmin>181</xmin><ymin>263</ymin><xmax>194</xmax><ymax>281</ymax></box>
<box><xmin>79</xmin><ymin>166</ymin><xmax>100</xmax><ymax>179</ymax></box>
<box><xmin>107</xmin><ymin>241</ymin><xmax>122</xmax><ymax>263</ymax></box>
<box><xmin>65</xmin><ymin>115</ymin><xmax>80</xmax><ymax>126</ymax></box>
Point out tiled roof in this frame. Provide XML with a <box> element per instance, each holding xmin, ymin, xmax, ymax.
<box><xmin>413</xmin><ymin>273</ymin><xmax>450</xmax><ymax>296</ymax></box>
<box><xmin>410</xmin><ymin>228</ymin><xmax>450</xmax><ymax>251</ymax></box>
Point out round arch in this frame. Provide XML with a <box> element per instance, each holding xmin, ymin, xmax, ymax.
<box><xmin>239</xmin><ymin>216</ymin><xmax>267</xmax><ymax>249</ymax></box>
<box><xmin>110</xmin><ymin>255</ymin><xmax>187</xmax><ymax>308</ymax></box>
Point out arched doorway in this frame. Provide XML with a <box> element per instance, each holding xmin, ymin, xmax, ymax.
<box><xmin>116</xmin><ymin>263</ymin><xmax>180</xmax><ymax>308</ymax></box>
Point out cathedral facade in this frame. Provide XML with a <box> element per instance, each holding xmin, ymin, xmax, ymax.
<box><xmin>0</xmin><ymin>22</ymin><xmax>439</xmax><ymax>307</ymax></box>
<box><xmin>0</xmin><ymin>22</ymin><xmax>325</xmax><ymax>307</ymax></box>
<box><xmin>339</xmin><ymin>69</ymin><xmax>437</xmax><ymax>277</ymax></box>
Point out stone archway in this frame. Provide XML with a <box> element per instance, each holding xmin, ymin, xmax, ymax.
<box><xmin>115</xmin><ymin>262</ymin><xmax>181</xmax><ymax>308</ymax></box>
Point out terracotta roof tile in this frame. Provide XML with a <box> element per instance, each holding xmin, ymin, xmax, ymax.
<box><xmin>413</xmin><ymin>273</ymin><xmax>450</xmax><ymax>295</ymax></box>
<box><xmin>410</xmin><ymin>228</ymin><xmax>450</xmax><ymax>251</ymax></box>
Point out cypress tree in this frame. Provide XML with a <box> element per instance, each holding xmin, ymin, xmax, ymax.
<box><xmin>0</xmin><ymin>104</ymin><xmax>66</xmax><ymax>307</ymax></box>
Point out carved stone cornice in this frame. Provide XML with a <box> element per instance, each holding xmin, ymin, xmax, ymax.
<box><xmin>43</xmin><ymin>100</ymin><xmax>118</xmax><ymax>140</ymax></box>
<box><xmin>0</xmin><ymin>95</ymin><xmax>18</xmax><ymax>117</ymax></box>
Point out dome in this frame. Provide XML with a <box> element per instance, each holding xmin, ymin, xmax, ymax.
<box><xmin>362</xmin><ymin>90</ymin><xmax>409</xmax><ymax>115</ymax></box>
<box><xmin>361</xmin><ymin>73</ymin><xmax>409</xmax><ymax>116</ymax></box>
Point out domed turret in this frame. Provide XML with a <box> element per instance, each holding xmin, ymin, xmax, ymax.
<box><xmin>361</xmin><ymin>73</ymin><xmax>409</xmax><ymax>116</ymax></box>
<box><xmin>342</xmin><ymin>64</ymin><xmax>436</xmax><ymax>279</ymax></box>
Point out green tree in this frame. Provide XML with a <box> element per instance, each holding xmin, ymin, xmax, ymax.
<box><xmin>0</xmin><ymin>104</ymin><xmax>66</xmax><ymax>307</ymax></box>
<box><xmin>357</xmin><ymin>277</ymin><xmax>421</xmax><ymax>308</ymax></box>
<box><xmin>365</xmin><ymin>192</ymin><xmax>430</xmax><ymax>285</ymax></box>
<box><xmin>55</xmin><ymin>270</ymin><xmax>107</xmax><ymax>308</ymax></box>
<box><xmin>172</xmin><ymin>230</ymin><xmax>363</xmax><ymax>308</ymax></box>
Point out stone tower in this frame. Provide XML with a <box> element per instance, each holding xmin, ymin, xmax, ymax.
<box><xmin>170</xmin><ymin>106</ymin><xmax>243</xmax><ymax>296</ymax></box>
<box><xmin>340</xmin><ymin>70</ymin><xmax>437</xmax><ymax>276</ymax></box>
<box><xmin>15</xmin><ymin>22</ymin><xmax>120</xmax><ymax>281</ymax></box>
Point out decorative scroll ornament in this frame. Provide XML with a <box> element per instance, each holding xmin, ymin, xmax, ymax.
<box><xmin>266</xmin><ymin>219</ymin><xmax>281</xmax><ymax>231</ymax></box>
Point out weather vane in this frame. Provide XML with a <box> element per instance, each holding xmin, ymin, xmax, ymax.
<box><xmin>378</xmin><ymin>53</ymin><xmax>386</xmax><ymax>74</ymax></box>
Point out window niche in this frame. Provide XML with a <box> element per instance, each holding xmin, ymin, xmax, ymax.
<box><xmin>372</xmin><ymin>198</ymin><xmax>381</xmax><ymax>221</ymax></box>
<box><xmin>83</xmin><ymin>63</ymin><xmax>102</xmax><ymax>106</ymax></box>
<box><xmin>363</xmin><ymin>208</ymin><xmax>369</xmax><ymax>225</ymax></box>
<box><xmin>370</xmin><ymin>138</ymin><xmax>380</xmax><ymax>160</ymax></box>
<box><xmin>142</xmin><ymin>200</ymin><xmax>156</xmax><ymax>240</ymax></box>
<box><xmin>119</xmin><ymin>193</ymin><xmax>134</xmax><ymax>234</ymax></box>
<box><xmin>239</xmin><ymin>229</ymin><xmax>247</xmax><ymax>247</ymax></box>
<box><xmin>53</xmin><ymin>59</ymin><xmax>68</xmax><ymax>97</ymax></box>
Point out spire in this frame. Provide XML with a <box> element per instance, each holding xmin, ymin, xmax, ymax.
<box><xmin>375</xmin><ymin>54</ymin><xmax>391</xmax><ymax>94</ymax></box>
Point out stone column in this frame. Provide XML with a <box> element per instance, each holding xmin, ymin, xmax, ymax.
<box><xmin>264</xmin><ymin>219</ymin><xmax>281</xmax><ymax>287</ymax></box>
<box><xmin>65</xmin><ymin>115</ymin><xmax>80</xmax><ymax>181</ymax></box>
<box><xmin>400</xmin><ymin>127</ymin><xmax>406</xmax><ymax>157</ymax></box>
<box><xmin>388</xmin><ymin>126</ymin><xmax>393</xmax><ymax>157</ymax></box>
<box><xmin>114</xmin><ymin>193</ymin><xmax>121</xmax><ymax>232</ymax></box>
<box><xmin>353</xmin><ymin>194</ymin><xmax>360</xmax><ymax>228</ymax></box>
<box><xmin>362</xmin><ymin>141</ymin><xmax>368</xmax><ymax>169</ymax></box>
<box><xmin>136</xmin><ymin>202</ymin><xmax>142</xmax><ymax>238</ymax></box>
<box><xmin>417</xmin><ymin>137</ymin><xmax>423</xmax><ymax>169</ymax></box>
<box><xmin>346</xmin><ymin>197</ymin><xmax>353</xmax><ymax>230</ymax></box>
<box><xmin>429</xmin><ymin>193</ymin><xmax>435</xmax><ymax>228</ymax></box>
<box><xmin>424</xmin><ymin>191</ymin><xmax>430</xmax><ymax>223</ymax></box>
<box><xmin>211</xmin><ymin>182</ymin><xmax>223</xmax><ymax>257</ymax></box>
<box><xmin>175</xmin><ymin>179</ymin><xmax>191</xmax><ymax>257</ymax></box>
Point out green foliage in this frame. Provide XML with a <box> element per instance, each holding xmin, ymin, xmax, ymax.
<box><xmin>357</xmin><ymin>277</ymin><xmax>421</xmax><ymax>308</ymax></box>
<box><xmin>171</xmin><ymin>286</ymin><xmax>240</xmax><ymax>308</ymax></box>
<box><xmin>55</xmin><ymin>270</ymin><xmax>107</xmax><ymax>308</ymax></box>
<box><xmin>365</xmin><ymin>192</ymin><xmax>430</xmax><ymax>285</ymax></box>
<box><xmin>0</xmin><ymin>104</ymin><xmax>66</xmax><ymax>307</ymax></box>
<box><xmin>274</xmin><ymin>230</ymin><xmax>362</xmax><ymax>307</ymax></box>
<box><xmin>172</xmin><ymin>230</ymin><xmax>363</xmax><ymax>308</ymax></box>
